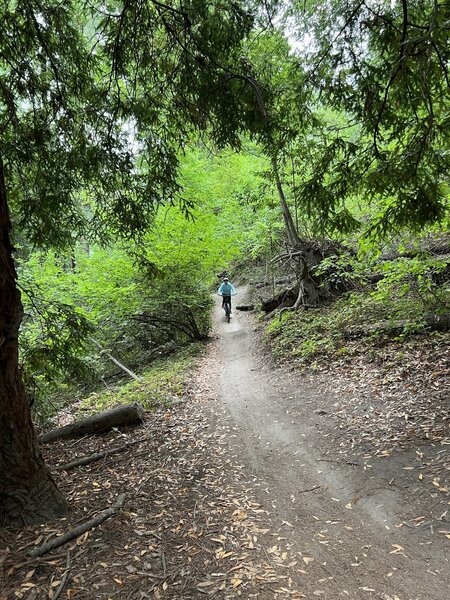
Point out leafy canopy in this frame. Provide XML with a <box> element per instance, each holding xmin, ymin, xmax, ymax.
<box><xmin>18</xmin><ymin>144</ymin><xmax>274</xmax><ymax>396</ymax></box>
<box><xmin>1</xmin><ymin>0</ymin><xmax>269</xmax><ymax>247</ymax></box>
<box><xmin>246</xmin><ymin>1</ymin><xmax>450</xmax><ymax>237</ymax></box>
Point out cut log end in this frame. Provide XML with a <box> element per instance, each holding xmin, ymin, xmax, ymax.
<box><xmin>236</xmin><ymin>304</ymin><xmax>255</xmax><ymax>311</ymax></box>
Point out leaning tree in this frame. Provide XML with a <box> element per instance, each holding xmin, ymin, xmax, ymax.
<box><xmin>0</xmin><ymin>0</ymin><xmax>269</xmax><ymax>526</ymax></box>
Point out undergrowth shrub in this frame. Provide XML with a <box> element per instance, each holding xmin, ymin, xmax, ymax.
<box><xmin>77</xmin><ymin>345</ymin><xmax>202</xmax><ymax>416</ymax></box>
<box><xmin>372</xmin><ymin>256</ymin><xmax>449</xmax><ymax>315</ymax></box>
<box><xmin>266</xmin><ymin>254</ymin><xmax>450</xmax><ymax>365</ymax></box>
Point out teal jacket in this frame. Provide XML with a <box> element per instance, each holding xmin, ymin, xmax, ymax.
<box><xmin>218</xmin><ymin>282</ymin><xmax>236</xmax><ymax>296</ymax></box>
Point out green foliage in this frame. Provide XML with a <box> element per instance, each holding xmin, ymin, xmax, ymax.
<box><xmin>266</xmin><ymin>306</ymin><xmax>342</xmax><ymax>363</ymax></box>
<box><xmin>245</xmin><ymin>2</ymin><xmax>450</xmax><ymax>238</ymax></box>
<box><xmin>363</xmin><ymin>255</ymin><xmax>450</xmax><ymax>319</ymax></box>
<box><xmin>313</xmin><ymin>252</ymin><xmax>365</xmax><ymax>289</ymax></box>
<box><xmin>18</xmin><ymin>252</ymin><xmax>95</xmax><ymax>383</ymax></box>
<box><xmin>17</xmin><ymin>144</ymin><xmax>276</xmax><ymax>399</ymax></box>
<box><xmin>2</xmin><ymin>0</ymin><xmax>271</xmax><ymax>252</ymax></box>
<box><xmin>178</xmin><ymin>145</ymin><xmax>281</xmax><ymax>259</ymax></box>
<box><xmin>78</xmin><ymin>345</ymin><xmax>201</xmax><ymax>416</ymax></box>
<box><xmin>5</xmin><ymin>0</ymin><xmax>450</xmax><ymax>410</ymax></box>
<box><xmin>266</xmin><ymin>253</ymin><xmax>450</xmax><ymax>365</ymax></box>
<box><xmin>3</xmin><ymin>1</ymin><xmax>448</xmax><ymax>258</ymax></box>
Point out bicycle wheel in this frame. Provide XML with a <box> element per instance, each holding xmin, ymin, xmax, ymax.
<box><xmin>224</xmin><ymin>302</ymin><xmax>231</xmax><ymax>322</ymax></box>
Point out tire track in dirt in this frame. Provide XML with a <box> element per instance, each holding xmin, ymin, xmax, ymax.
<box><xmin>207</xmin><ymin>289</ymin><xmax>449</xmax><ymax>599</ymax></box>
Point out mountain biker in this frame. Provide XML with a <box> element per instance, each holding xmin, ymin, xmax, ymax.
<box><xmin>217</xmin><ymin>277</ymin><xmax>236</xmax><ymax>313</ymax></box>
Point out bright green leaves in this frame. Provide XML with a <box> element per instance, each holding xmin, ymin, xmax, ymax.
<box><xmin>18</xmin><ymin>250</ymin><xmax>95</xmax><ymax>392</ymax></box>
<box><xmin>17</xmin><ymin>143</ymin><xmax>274</xmax><ymax>396</ymax></box>
<box><xmin>2</xmin><ymin>0</ymin><xmax>270</xmax><ymax>252</ymax></box>
<box><xmin>3</xmin><ymin>0</ymin><xmax>448</xmax><ymax>254</ymax></box>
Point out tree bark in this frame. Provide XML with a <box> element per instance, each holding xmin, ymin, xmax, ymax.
<box><xmin>0</xmin><ymin>158</ymin><xmax>67</xmax><ymax>526</ymax></box>
<box><xmin>39</xmin><ymin>403</ymin><xmax>146</xmax><ymax>443</ymax></box>
<box><xmin>271</xmin><ymin>156</ymin><xmax>301</xmax><ymax>247</ymax></box>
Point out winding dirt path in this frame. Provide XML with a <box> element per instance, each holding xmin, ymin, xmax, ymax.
<box><xmin>2</xmin><ymin>291</ymin><xmax>448</xmax><ymax>600</ymax></box>
<box><xmin>207</xmin><ymin>289</ymin><xmax>449</xmax><ymax>599</ymax></box>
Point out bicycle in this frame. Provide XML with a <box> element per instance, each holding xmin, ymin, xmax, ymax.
<box><xmin>222</xmin><ymin>295</ymin><xmax>232</xmax><ymax>322</ymax></box>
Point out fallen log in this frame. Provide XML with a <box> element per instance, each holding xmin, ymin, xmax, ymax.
<box><xmin>39</xmin><ymin>404</ymin><xmax>145</xmax><ymax>444</ymax></box>
<box><xmin>236</xmin><ymin>304</ymin><xmax>255</xmax><ymax>311</ymax></box>
<box><xmin>28</xmin><ymin>494</ymin><xmax>126</xmax><ymax>557</ymax></box>
<box><xmin>379</xmin><ymin>243</ymin><xmax>450</xmax><ymax>261</ymax></box>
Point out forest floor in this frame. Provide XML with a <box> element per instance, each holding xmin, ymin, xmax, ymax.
<box><xmin>1</xmin><ymin>288</ymin><xmax>449</xmax><ymax>599</ymax></box>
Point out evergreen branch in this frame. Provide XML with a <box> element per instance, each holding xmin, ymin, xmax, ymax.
<box><xmin>26</xmin><ymin>1</ymin><xmax>66</xmax><ymax>110</ymax></box>
<box><xmin>305</xmin><ymin>0</ymin><xmax>366</xmax><ymax>84</ymax></box>
<box><xmin>373</xmin><ymin>0</ymin><xmax>408</xmax><ymax>157</ymax></box>
<box><xmin>430</xmin><ymin>40</ymin><xmax>450</xmax><ymax>89</ymax></box>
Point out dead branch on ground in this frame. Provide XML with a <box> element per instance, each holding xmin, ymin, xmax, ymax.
<box><xmin>28</xmin><ymin>494</ymin><xmax>126</xmax><ymax>557</ymax></box>
<box><xmin>56</xmin><ymin>435</ymin><xmax>148</xmax><ymax>471</ymax></box>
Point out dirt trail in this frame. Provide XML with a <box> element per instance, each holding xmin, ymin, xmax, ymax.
<box><xmin>2</xmin><ymin>292</ymin><xmax>448</xmax><ymax>600</ymax></box>
<box><xmin>210</xmin><ymin>289</ymin><xmax>449</xmax><ymax>600</ymax></box>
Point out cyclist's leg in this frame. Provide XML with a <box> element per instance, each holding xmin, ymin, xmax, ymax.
<box><xmin>223</xmin><ymin>296</ymin><xmax>231</xmax><ymax>318</ymax></box>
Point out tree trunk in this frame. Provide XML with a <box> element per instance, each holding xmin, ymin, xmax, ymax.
<box><xmin>271</xmin><ymin>156</ymin><xmax>301</xmax><ymax>247</ymax></box>
<box><xmin>0</xmin><ymin>158</ymin><xmax>67</xmax><ymax>526</ymax></box>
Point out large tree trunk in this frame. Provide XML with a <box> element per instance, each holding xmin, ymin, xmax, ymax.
<box><xmin>0</xmin><ymin>158</ymin><xmax>67</xmax><ymax>526</ymax></box>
